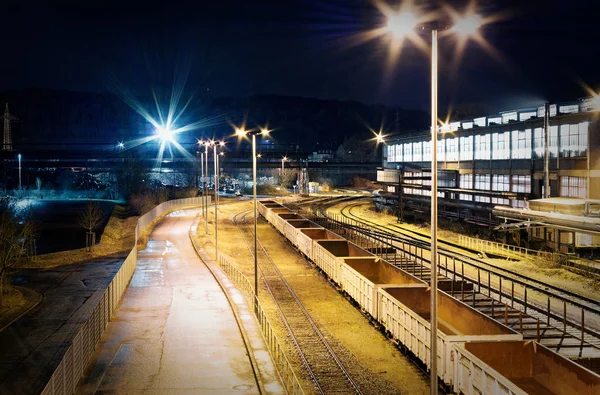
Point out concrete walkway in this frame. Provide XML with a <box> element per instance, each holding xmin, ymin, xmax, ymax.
<box><xmin>76</xmin><ymin>209</ymin><xmax>283</xmax><ymax>394</ymax></box>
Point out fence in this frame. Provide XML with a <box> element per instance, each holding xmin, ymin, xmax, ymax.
<box><xmin>40</xmin><ymin>195</ymin><xmax>210</xmax><ymax>395</ymax></box>
<box><xmin>218</xmin><ymin>254</ymin><xmax>304</xmax><ymax>395</ymax></box>
<box><xmin>457</xmin><ymin>235</ymin><xmax>567</xmax><ymax>265</ymax></box>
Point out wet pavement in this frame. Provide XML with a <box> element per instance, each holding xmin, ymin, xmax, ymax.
<box><xmin>75</xmin><ymin>209</ymin><xmax>282</xmax><ymax>394</ymax></box>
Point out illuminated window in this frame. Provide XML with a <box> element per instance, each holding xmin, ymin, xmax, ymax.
<box><xmin>387</xmin><ymin>145</ymin><xmax>395</xmax><ymax>162</ymax></box>
<box><xmin>533</xmin><ymin>128</ymin><xmax>544</xmax><ymax>158</ymax></box>
<box><xmin>491</xmin><ymin>197</ymin><xmax>510</xmax><ymax>206</ymax></box>
<box><xmin>511</xmin><ymin>129</ymin><xmax>531</xmax><ymax>159</ymax></box>
<box><xmin>502</xmin><ymin>111</ymin><xmax>517</xmax><ymax>124</ymax></box>
<box><xmin>474</xmin><ymin>174</ymin><xmax>490</xmax><ymax>190</ymax></box>
<box><xmin>492</xmin><ymin>132</ymin><xmax>510</xmax><ymax>159</ymax></box>
<box><xmin>459</xmin><ymin>193</ymin><xmax>472</xmax><ymax>201</ymax></box>
<box><xmin>413</xmin><ymin>141</ymin><xmax>422</xmax><ymax>162</ymax></box>
<box><xmin>559</xmin><ymin>104</ymin><xmax>579</xmax><ymax>114</ymax></box>
<box><xmin>460</xmin><ymin>136</ymin><xmax>473</xmax><ymax>161</ymax></box>
<box><xmin>437</xmin><ymin>139</ymin><xmax>446</xmax><ymax>162</ymax></box>
<box><xmin>559</xmin><ymin>122</ymin><xmax>588</xmax><ymax>158</ymax></box>
<box><xmin>492</xmin><ymin>175</ymin><xmax>510</xmax><ymax>192</ymax></box>
<box><xmin>459</xmin><ymin>174</ymin><xmax>473</xmax><ymax>189</ymax></box>
<box><xmin>488</xmin><ymin>116</ymin><xmax>502</xmax><ymax>125</ymax></box>
<box><xmin>560</xmin><ymin>176</ymin><xmax>587</xmax><ymax>198</ymax></box>
<box><xmin>511</xmin><ymin>175</ymin><xmax>531</xmax><ymax>193</ymax></box>
<box><xmin>423</xmin><ymin>140</ymin><xmax>432</xmax><ymax>162</ymax></box>
<box><xmin>549</xmin><ymin>126</ymin><xmax>558</xmax><ymax>158</ymax></box>
<box><xmin>474</xmin><ymin>195</ymin><xmax>491</xmax><ymax>203</ymax></box>
<box><xmin>462</xmin><ymin>121</ymin><xmax>474</xmax><ymax>129</ymax></box>
<box><xmin>445</xmin><ymin>138</ymin><xmax>458</xmax><ymax>161</ymax></box>
<box><xmin>403</xmin><ymin>143</ymin><xmax>412</xmax><ymax>162</ymax></box>
<box><xmin>511</xmin><ymin>199</ymin><xmax>526</xmax><ymax>208</ymax></box>
<box><xmin>395</xmin><ymin>144</ymin><xmax>402</xmax><ymax>162</ymax></box>
<box><xmin>475</xmin><ymin>134</ymin><xmax>491</xmax><ymax>160</ymax></box>
<box><xmin>474</xmin><ymin>117</ymin><xmax>486</xmax><ymax>127</ymax></box>
<box><xmin>519</xmin><ymin>111</ymin><xmax>537</xmax><ymax>121</ymax></box>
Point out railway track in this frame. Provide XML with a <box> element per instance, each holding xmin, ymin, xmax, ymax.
<box><xmin>232</xmin><ymin>209</ymin><xmax>363</xmax><ymax>395</ymax></box>
<box><xmin>292</xmin><ymin>196</ymin><xmax>600</xmax><ymax>361</ymax></box>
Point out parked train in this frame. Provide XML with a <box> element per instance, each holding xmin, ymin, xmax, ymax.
<box><xmin>257</xmin><ymin>200</ymin><xmax>600</xmax><ymax>395</ymax></box>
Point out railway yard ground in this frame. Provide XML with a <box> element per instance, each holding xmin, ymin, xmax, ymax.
<box><xmin>193</xmin><ymin>199</ymin><xmax>430</xmax><ymax>394</ymax></box>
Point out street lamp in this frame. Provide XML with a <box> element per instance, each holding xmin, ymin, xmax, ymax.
<box><xmin>385</xmin><ymin>9</ymin><xmax>483</xmax><ymax>395</ymax></box>
<box><xmin>236</xmin><ymin>126</ymin><xmax>270</xmax><ymax>302</ymax></box>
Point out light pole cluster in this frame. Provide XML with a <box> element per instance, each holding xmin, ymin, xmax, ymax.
<box><xmin>198</xmin><ymin>139</ymin><xmax>226</xmax><ymax>259</ymax></box>
<box><xmin>383</xmin><ymin>6</ymin><xmax>485</xmax><ymax>394</ymax></box>
<box><xmin>235</xmin><ymin>126</ymin><xmax>270</xmax><ymax>301</ymax></box>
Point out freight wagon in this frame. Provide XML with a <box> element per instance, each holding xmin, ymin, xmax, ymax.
<box><xmin>454</xmin><ymin>340</ymin><xmax>600</xmax><ymax>395</ymax></box>
<box><xmin>296</xmin><ymin>228</ymin><xmax>343</xmax><ymax>259</ymax></box>
<box><xmin>312</xmin><ymin>239</ymin><xmax>373</xmax><ymax>284</ymax></box>
<box><xmin>283</xmin><ymin>219</ymin><xmax>323</xmax><ymax>248</ymax></box>
<box><xmin>338</xmin><ymin>257</ymin><xmax>427</xmax><ymax>319</ymax></box>
<box><xmin>377</xmin><ymin>286</ymin><xmax>522</xmax><ymax>389</ymax></box>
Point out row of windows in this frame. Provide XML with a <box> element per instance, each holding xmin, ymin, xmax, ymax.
<box><xmin>560</xmin><ymin>176</ymin><xmax>587</xmax><ymax>198</ymax></box>
<box><xmin>387</xmin><ymin>122</ymin><xmax>589</xmax><ymax>163</ymax></box>
<box><xmin>459</xmin><ymin>174</ymin><xmax>530</xmax><ymax>193</ymax></box>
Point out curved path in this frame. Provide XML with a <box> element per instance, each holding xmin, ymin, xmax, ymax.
<box><xmin>76</xmin><ymin>208</ymin><xmax>283</xmax><ymax>394</ymax></box>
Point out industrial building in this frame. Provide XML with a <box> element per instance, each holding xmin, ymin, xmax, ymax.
<box><xmin>377</xmin><ymin>97</ymin><xmax>600</xmax><ymax>254</ymax></box>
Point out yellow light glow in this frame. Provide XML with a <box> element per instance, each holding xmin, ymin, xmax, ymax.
<box><xmin>235</xmin><ymin>128</ymin><xmax>247</xmax><ymax>136</ymax></box>
<box><xmin>260</xmin><ymin>128</ymin><xmax>270</xmax><ymax>135</ymax></box>
<box><xmin>386</xmin><ymin>12</ymin><xmax>418</xmax><ymax>38</ymax></box>
<box><xmin>452</xmin><ymin>14</ymin><xmax>482</xmax><ymax>36</ymax></box>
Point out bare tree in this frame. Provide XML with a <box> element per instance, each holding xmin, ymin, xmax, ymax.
<box><xmin>0</xmin><ymin>203</ymin><xmax>34</xmax><ymax>308</ymax></box>
<box><xmin>77</xmin><ymin>200</ymin><xmax>104</xmax><ymax>251</ymax></box>
<box><xmin>278</xmin><ymin>169</ymin><xmax>297</xmax><ymax>190</ymax></box>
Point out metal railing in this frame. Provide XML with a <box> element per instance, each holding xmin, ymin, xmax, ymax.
<box><xmin>457</xmin><ymin>235</ymin><xmax>567</xmax><ymax>265</ymax></box>
<box><xmin>218</xmin><ymin>254</ymin><xmax>304</xmax><ymax>395</ymax></box>
<box><xmin>41</xmin><ymin>196</ymin><xmax>211</xmax><ymax>395</ymax></box>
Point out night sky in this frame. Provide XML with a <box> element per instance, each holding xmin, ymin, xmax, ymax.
<box><xmin>1</xmin><ymin>0</ymin><xmax>599</xmax><ymax>113</ymax></box>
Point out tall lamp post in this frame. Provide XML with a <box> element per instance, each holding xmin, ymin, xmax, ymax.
<box><xmin>212</xmin><ymin>140</ymin><xmax>225</xmax><ymax>259</ymax></box>
<box><xmin>385</xmin><ymin>10</ymin><xmax>483</xmax><ymax>394</ymax></box>
<box><xmin>281</xmin><ymin>156</ymin><xmax>287</xmax><ymax>175</ymax></box>
<box><xmin>18</xmin><ymin>153</ymin><xmax>22</xmax><ymax>190</ymax></box>
<box><xmin>236</xmin><ymin>127</ymin><xmax>270</xmax><ymax>302</ymax></box>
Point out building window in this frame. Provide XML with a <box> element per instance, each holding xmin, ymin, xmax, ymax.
<box><xmin>394</xmin><ymin>144</ymin><xmax>402</xmax><ymax>162</ymax></box>
<box><xmin>437</xmin><ymin>139</ymin><xmax>445</xmax><ymax>162</ymax></box>
<box><xmin>388</xmin><ymin>186</ymin><xmax>396</xmax><ymax>193</ymax></box>
<box><xmin>423</xmin><ymin>140</ymin><xmax>431</xmax><ymax>162</ymax></box>
<box><xmin>511</xmin><ymin>129</ymin><xmax>531</xmax><ymax>159</ymax></box>
<box><xmin>387</xmin><ymin>145</ymin><xmax>395</xmax><ymax>162</ymax></box>
<box><xmin>460</xmin><ymin>174</ymin><xmax>473</xmax><ymax>189</ymax></box>
<box><xmin>511</xmin><ymin>199</ymin><xmax>526</xmax><ymax>208</ymax></box>
<box><xmin>491</xmin><ymin>197</ymin><xmax>510</xmax><ymax>206</ymax></box>
<box><xmin>403</xmin><ymin>143</ymin><xmax>412</xmax><ymax>162</ymax></box>
<box><xmin>492</xmin><ymin>175</ymin><xmax>510</xmax><ymax>192</ymax></box>
<box><xmin>533</xmin><ymin>128</ymin><xmax>544</xmax><ymax>158</ymax></box>
<box><xmin>511</xmin><ymin>175</ymin><xmax>531</xmax><ymax>193</ymax></box>
<box><xmin>475</xmin><ymin>134</ymin><xmax>491</xmax><ymax>160</ymax></box>
<box><xmin>445</xmin><ymin>138</ymin><xmax>458</xmax><ymax>161</ymax></box>
<box><xmin>474</xmin><ymin>195</ymin><xmax>491</xmax><ymax>203</ymax></box>
<box><xmin>413</xmin><ymin>141</ymin><xmax>422</xmax><ymax>162</ymax></box>
<box><xmin>492</xmin><ymin>132</ymin><xmax>510</xmax><ymax>159</ymax></box>
<box><xmin>474</xmin><ymin>174</ymin><xmax>491</xmax><ymax>190</ymax></box>
<box><xmin>460</xmin><ymin>136</ymin><xmax>473</xmax><ymax>161</ymax></box>
<box><xmin>459</xmin><ymin>193</ymin><xmax>472</xmax><ymax>201</ymax></box>
<box><xmin>560</xmin><ymin>176</ymin><xmax>587</xmax><ymax>198</ymax></box>
<box><xmin>549</xmin><ymin>126</ymin><xmax>558</xmax><ymax>158</ymax></box>
<box><xmin>559</xmin><ymin>122</ymin><xmax>588</xmax><ymax>158</ymax></box>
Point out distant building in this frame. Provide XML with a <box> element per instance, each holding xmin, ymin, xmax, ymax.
<box><xmin>3</xmin><ymin>103</ymin><xmax>16</xmax><ymax>151</ymax></box>
<box><xmin>308</xmin><ymin>149</ymin><xmax>334</xmax><ymax>162</ymax></box>
<box><xmin>377</xmin><ymin>97</ymin><xmax>600</xmax><ymax>254</ymax></box>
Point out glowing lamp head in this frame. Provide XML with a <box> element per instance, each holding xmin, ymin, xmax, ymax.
<box><xmin>156</xmin><ymin>126</ymin><xmax>175</xmax><ymax>142</ymax></box>
<box><xmin>219</xmin><ymin>141</ymin><xmax>225</xmax><ymax>147</ymax></box>
<box><xmin>282</xmin><ymin>156</ymin><xmax>288</xmax><ymax>161</ymax></box>
<box><xmin>452</xmin><ymin>14</ymin><xmax>483</xmax><ymax>36</ymax></box>
<box><xmin>235</xmin><ymin>128</ymin><xmax>247</xmax><ymax>136</ymax></box>
<box><xmin>260</xmin><ymin>128</ymin><xmax>270</xmax><ymax>136</ymax></box>
<box><xmin>376</xmin><ymin>133</ymin><xmax>385</xmax><ymax>144</ymax></box>
<box><xmin>386</xmin><ymin>12</ymin><xmax>418</xmax><ymax>38</ymax></box>
<box><xmin>257</xmin><ymin>153</ymin><xmax>262</xmax><ymax>158</ymax></box>
<box><xmin>117</xmin><ymin>142</ymin><xmax>125</xmax><ymax>149</ymax></box>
